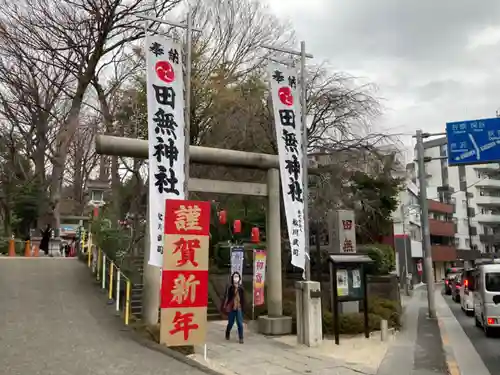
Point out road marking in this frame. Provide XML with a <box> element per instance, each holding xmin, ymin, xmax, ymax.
<box><xmin>438</xmin><ymin>314</ymin><xmax>461</xmax><ymax>375</ymax></box>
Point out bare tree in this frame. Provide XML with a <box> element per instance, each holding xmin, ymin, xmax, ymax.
<box><xmin>0</xmin><ymin>23</ymin><xmax>72</xmax><ymax>193</ymax></box>
<box><xmin>188</xmin><ymin>0</ymin><xmax>294</xmax><ymax>145</ymax></box>
<box><xmin>91</xmin><ymin>46</ymin><xmax>143</xmax><ymax>220</ymax></box>
<box><xmin>0</xmin><ymin>0</ymin><xmax>181</xmax><ymax>232</ymax></box>
<box><xmin>65</xmin><ymin>113</ymin><xmax>99</xmax><ymax>214</ymax></box>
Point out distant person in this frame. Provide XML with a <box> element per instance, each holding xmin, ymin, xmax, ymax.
<box><xmin>221</xmin><ymin>271</ymin><xmax>245</xmax><ymax>344</ymax></box>
<box><xmin>39</xmin><ymin>224</ymin><xmax>51</xmax><ymax>256</ymax></box>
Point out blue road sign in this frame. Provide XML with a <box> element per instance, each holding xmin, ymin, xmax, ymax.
<box><xmin>446</xmin><ymin>117</ymin><xmax>500</xmax><ymax>166</ymax></box>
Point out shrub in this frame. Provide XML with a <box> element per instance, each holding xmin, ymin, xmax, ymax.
<box><xmin>368</xmin><ymin>297</ymin><xmax>401</xmax><ymax>329</ymax></box>
<box><xmin>359</xmin><ymin>244</ymin><xmax>395</xmax><ymax>275</ymax></box>
<box><xmin>322</xmin><ymin>297</ymin><xmax>401</xmax><ymax>335</ymax></box>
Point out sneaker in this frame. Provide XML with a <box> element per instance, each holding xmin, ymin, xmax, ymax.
<box><xmin>239</xmin><ymin>339</ymin><xmax>244</xmax><ymax>344</ymax></box>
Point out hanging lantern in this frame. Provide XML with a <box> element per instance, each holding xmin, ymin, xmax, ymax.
<box><xmin>219</xmin><ymin>210</ymin><xmax>227</xmax><ymax>225</ymax></box>
<box><xmin>251</xmin><ymin>227</ymin><xmax>260</xmax><ymax>243</ymax></box>
<box><xmin>233</xmin><ymin>219</ymin><xmax>241</xmax><ymax>234</ymax></box>
<box><xmin>93</xmin><ymin>207</ymin><xmax>99</xmax><ymax>218</ymax></box>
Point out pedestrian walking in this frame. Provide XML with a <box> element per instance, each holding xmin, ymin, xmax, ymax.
<box><xmin>221</xmin><ymin>271</ymin><xmax>245</xmax><ymax>344</ymax></box>
<box><xmin>39</xmin><ymin>224</ymin><xmax>51</xmax><ymax>256</ymax></box>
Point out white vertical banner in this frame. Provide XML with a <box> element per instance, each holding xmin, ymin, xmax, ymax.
<box><xmin>268</xmin><ymin>63</ymin><xmax>306</xmax><ymax>272</ymax></box>
<box><xmin>146</xmin><ymin>35</ymin><xmax>186</xmax><ymax>267</ymax></box>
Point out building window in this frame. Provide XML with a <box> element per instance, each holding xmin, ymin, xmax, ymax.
<box><xmin>465</xmin><ymin>239</ymin><xmax>470</xmax><ymax>248</ymax></box>
<box><xmin>454</xmin><ymin>237</ymin><xmax>460</xmax><ymax>247</ymax></box>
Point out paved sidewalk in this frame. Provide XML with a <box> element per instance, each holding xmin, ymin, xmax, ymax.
<box><xmin>0</xmin><ymin>258</ymin><xmax>212</xmax><ymax>375</ymax></box>
<box><xmin>191</xmin><ymin>319</ymin><xmax>396</xmax><ymax>375</ymax></box>
<box><xmin>377</xmin><ymin>287</ymin><xmax>448</xmax><ymax>375</ymax></box>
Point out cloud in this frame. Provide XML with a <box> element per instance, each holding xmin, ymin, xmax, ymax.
<box><xmin>264</xmin><ymin>0</ymin><xmax>500</xmax><ymax>148</ymax></box>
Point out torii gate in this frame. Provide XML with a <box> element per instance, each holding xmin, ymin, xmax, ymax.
<box><xmin>95</xmin><ymin>134</ymin><xmax>319</xmax><ymax>335</ymax></box>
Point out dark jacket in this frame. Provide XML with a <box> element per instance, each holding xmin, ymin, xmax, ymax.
<box><xmin>39</xmin><ymin>228</ymin><xmax>51</xmax><ymax>251</ymax></box>
<box><xmin>223</xmin><ymin>284</ymin><xmax>246</xmax><ymax>312</ymax></box>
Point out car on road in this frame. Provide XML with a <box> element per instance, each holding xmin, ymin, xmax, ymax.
<box><xmin>444</xmin><ymin>268</ymin><xmax>463</xmax><ymax>295</ymax></box>
<box><xmin>460</xmin><ymin>269</ymin><xmax>475</xmax><ymax>315</ymax></box>
<box><xmin>451</xmin><ymin>274</ymin><xmax>462</xmax><ymax>302</ymax></box>
<box><xmin>473</xmin><ymin>262</ymin><xmax>500</xmax><ymax>337</ymax></box>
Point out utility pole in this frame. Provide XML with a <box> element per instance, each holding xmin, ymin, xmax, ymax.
<box><xmin>415</xmin><ymin>129</ymin><xmax>446</xmax><ymax>319</ymax></box>
<box><xmin>400</xmin><ymin>204</ymin><xmax>410</xmax><ymax>297</ymax></box>
<box><xmin>260</xmin><ymin>41</ymin><xmax>314</xmax><ymax>280</ymax></box>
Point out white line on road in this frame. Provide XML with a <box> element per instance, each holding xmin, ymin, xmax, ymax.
<box><xmin>435</xmin><ymin>291</ymin><xmax>490</xmax><ymax>375</ymax></box>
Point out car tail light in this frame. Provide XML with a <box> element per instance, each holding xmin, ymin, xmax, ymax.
<box><xmin>464</xmin><ymin>279</ymin><xmax>469</xmax><ymax>287</ymax></box>
<box><xmin>487</xmin><ymin>317</ymin><xmax>497</xmax><ymax>325</ymax></box>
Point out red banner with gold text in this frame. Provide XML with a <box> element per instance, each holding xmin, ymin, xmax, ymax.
<box><xmin>160</xmin><ymin>199</ymin><xmax>210</xmax><ymax>347</ymax></box>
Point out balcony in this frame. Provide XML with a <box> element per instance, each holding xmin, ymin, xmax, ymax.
<box><xmin>475</xmin><ymin>196</ymin><xmax>500</xmax><ymax>207</ymax></box>
<box><xmin>474</xmin><ymin>163</ymin><xmax>500</xmax><ymax>171</ymax></box>
<box><xmin>475</xmin><ymin>178</ymin><xmax>500</xmax><ymax>189</ymax></box>
<box><xmin>429</xmin><ymin>219</ymin><xmax>455</xmax><ymax>236</ymax></box>
<box><xmin>431</xmin><ymin>245</ymin><xmax>457</xmax><ymax>262</ymax></box>
<box><xmin>476</xmin><ymin>213</ymin><xmax>500</xmax><ymax>224</ymax></box>
<box><xmin>427</xmin><ymin>199</ymin><xmax>454</xmax><ymax>214</ymax></box>
<box><xmin>480</xmin><ymin>233</ymin><xmax>500</xmax><ymax>243</ymax></box>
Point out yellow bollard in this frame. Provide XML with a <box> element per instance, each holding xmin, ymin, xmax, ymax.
<box><xmin>108</xmin><ymin>262</ymin><xmax>114</xmax><ymax>301</ymax></box>
<box><xmin>125</xmin><ymin>280</ymin><xmax>131</xmax><ymax>326</ymax></box>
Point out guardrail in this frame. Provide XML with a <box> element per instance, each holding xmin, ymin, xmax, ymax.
<box><xmin>86</xmin><ymin>246</ymin><xmax>131</xmax><ymax>326</ymax></box>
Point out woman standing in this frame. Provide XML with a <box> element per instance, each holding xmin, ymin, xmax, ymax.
<box><xmin>222</xmin><ymin>271</ymin><xmax>245</xmax><ymax>344</ymax></box>
<box><xmin>39</xmin><ymin>224</ymin><xmax>51</xmax><ymax>256</ymax></box>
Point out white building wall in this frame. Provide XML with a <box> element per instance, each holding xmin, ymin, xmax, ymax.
<box><xmin>466</xmin><ymin>165</ymin><xmax>484</xmax><ymax>252</ymax></box>
<box><xmin>393</xmin><ymin>179</ymin><xmax>422</xmax><ymax>258</ymax></box>
<box><xmin>423</xmin><ymin>146</ymin><xmax>443</xmax><ymax>190</ymax></box>
<box><xmin>418</xmin><ymin>142</ymin><xmax>472</xmax><ymax>250</ymax></box>
<box><xmin>414</xmin><ymin>140</ymin><xmax>500</xmax><ymax>254</ymax></box>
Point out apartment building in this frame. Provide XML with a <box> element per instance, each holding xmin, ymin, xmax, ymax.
<box><xmin>413</xmin><ymin>137</ymin><xmax>485</xmax><ymax>264</ymax></box>
<box><xmin>392</xmin><ymin>180</ymin><xmax>423</xmax><ymax>283</ymax></box>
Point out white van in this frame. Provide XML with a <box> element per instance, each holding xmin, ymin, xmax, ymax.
<box><xmin>473</xmin><ymin>262</ymin><xmax>500</xmax><ymax>336</ymax></box>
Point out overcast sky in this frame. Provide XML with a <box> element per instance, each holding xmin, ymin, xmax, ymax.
<box><xmin>266</xmin><ymin>0</ymin><xmax>500</xmax><ymax>150</ymax></box>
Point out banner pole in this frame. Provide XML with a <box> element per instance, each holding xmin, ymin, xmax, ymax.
<box><xmin>252</xmin><ymin>249</ymin><xmax>255</xmax><ymax>322</ymax></box>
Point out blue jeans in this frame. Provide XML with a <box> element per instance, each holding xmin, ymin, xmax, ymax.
<box><xmin>226</xmin><ymin>309</ymin><xmax>243</xmax><ymax>339</ymax></box>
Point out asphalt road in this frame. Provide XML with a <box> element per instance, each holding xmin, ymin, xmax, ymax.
<box><xmin>444</xmin><ymin>293</ymin><xmax>500</xmax><ymax>375</ymax></box>
<box><xmin>0</xmin><ymin>258</ymin><xmax>211</xmax><ymax>375</ymax></box>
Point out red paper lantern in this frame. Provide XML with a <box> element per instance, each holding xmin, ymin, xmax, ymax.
<box><xmin>233</xmin><ymin>219</ymin><xmax>241</xmax><ymax>234</ymax></box>
<box><xmin>219</xmin><ymin>210</ymin><xmax>227</xmax><ymax>225</ymax></box>
<box><xmin>251</xmin><ymin>227</ymin><xmax>260</xmax><ymax>243</ymax></box>
<box><xmin>93</xmin><ymin>207</ymin><xmax>99</xmax><ymax>218</ymax></box>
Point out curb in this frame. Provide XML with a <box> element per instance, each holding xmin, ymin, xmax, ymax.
<box><xmin>437</xmin><ymin>315</ymin><xmax>460</xmax><ymax>375</ymax></box>
<box><xmin>82</xmin><ymin>260</ymin><xmax>224</xmax><ymax>375</ymax></box>
<box><xmin>126</xmin><ymin>328</ymin><xmax>225</xmax><ymax>375</ymax></box>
